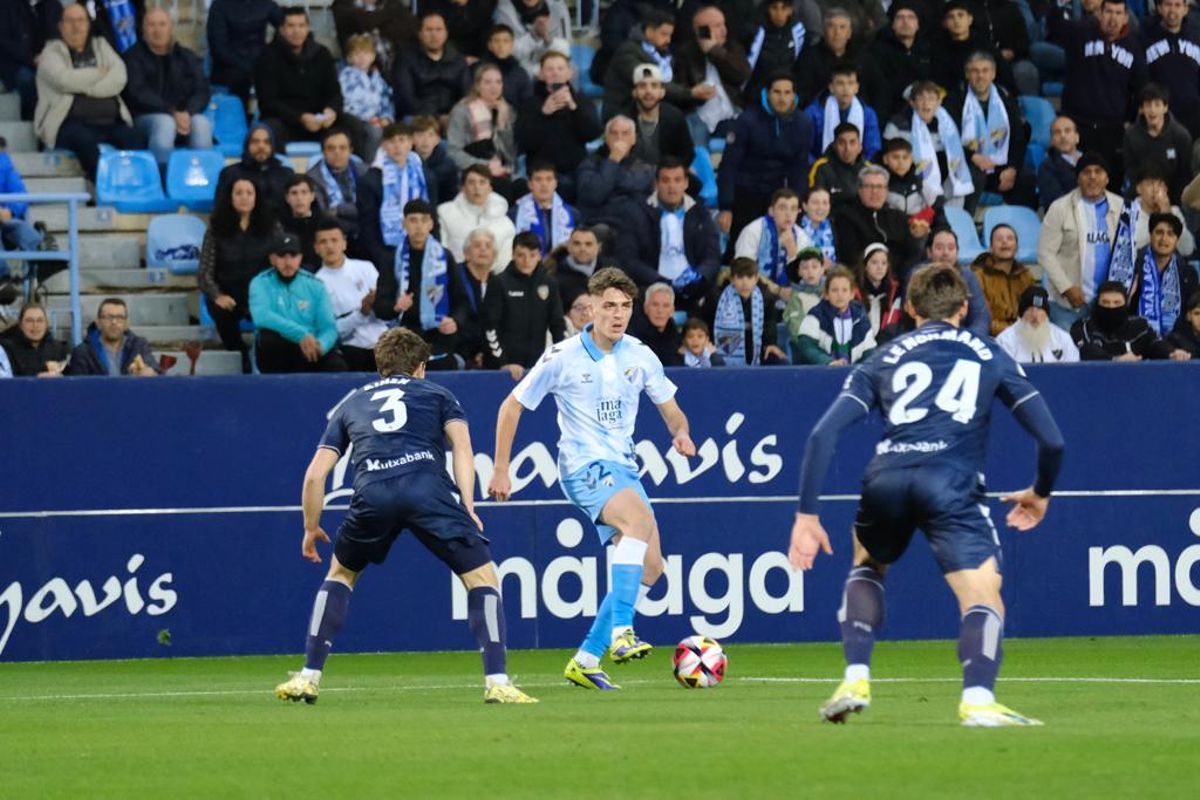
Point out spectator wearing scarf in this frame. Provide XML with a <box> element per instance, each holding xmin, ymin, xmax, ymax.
<box><xmin>883</xmin><ymin>81</ymin><xmax>973</xmax><ymax>208</ymax></box>
<box><xmin>1117</xmin><ymin>213</ymin><xmax>1199</xmax><ymax>338</ymax></box>
<box><xmin>747</xmin><ymin>0</ymin><xmax>806</xmax><ymax>96</ymax></box>
<box><xmin>307</xmin><ymin>128</ymin><xmax>368</xmax><ymax>239</ymax></box>
<box><xmin>805</xmin><ymin>65</ymin><xmax>882</xmax><ymax>161</ymax></box>
<box><xmin>710</xmin><ymin>258</ymin><xmax>786</xmax><ymax>366</ymax></box>
<box><xmin>446</xmin><ymin>62</ymin><xmax>517</xmax><ymax>175</ymax></box>
<box><xmin>356</xmin><ymin>121</ymin><xmax>438</xmax><ymax>270</ymax></box>
<box><xmin>796</xmin><ymin>265</ymin><xmax>876</xmax><ymax>365</ymax></box>
<box><xmin>512</xmin><ymin>162</ymin><xmax>576</xmax><ymax>256</ymax></box>
<box><xmin>733</xmin><ymin>187</ymin><xmax>812</xmax><ymax>290</ymax></box>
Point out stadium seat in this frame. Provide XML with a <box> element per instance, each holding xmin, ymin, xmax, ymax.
<box><xmin>1025</xmin><ymin>141</ymin><xmax>1046</xmax><ymax>172</ymax></box>
<box><xmin>1042</xmin><ymin>81</ymin><xmax>1063</xmax><ymax>98</ymax></box>
<box><xmin>982</xmin><ymin>204</ymin><xmax>1042</xmax><ymax>264</ymax></box>
<box><xmin>944</xmin><ymin>206</ymin><xmax>984</xmax><ymax>265</ymax></box>
<box><xmin>207</xmin><ymin>93</ymin><xmax>248</xmax><ymax>158</ymax></box>
<box><xmin>691</xmin><ymin>146</ymin><xmax>718</xmax><ymax>208</ymax></box>
<box><xmin>285</xmin><ymin>141</ymin><xmax>322</xmax><ymax>157</ymax></box>
<box><xmin>708</xmin><ymin>137</ymin><xmax>725</xmax><ymax>155</ymax></box>
<box><xmin>95</xmin><ymin>150</ymin><xmax>177</xmax><ymax>213</ymax></box>
<box><xmin>571</xmin><ymin>43</ymin><xmax>604</xmax><ymax>100</ymax></box>
<box><xmin>166</xmin><ymin>149</ymin><xmax>225</xmax><ymax>212</ymax></box>
<box><xmin>146</xmin><ymin>214</ymin><xmax>207</xmax><ymax>275</ymax></box>
<box><xmin>1019</xmin><ymin>96</ymin><xmax>1055</xmax><ymax>149</ymax></box>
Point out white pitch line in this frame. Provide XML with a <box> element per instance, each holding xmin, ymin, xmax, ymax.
<box><xmin>2</xmin><ymin>676</ymin><xmax>1198</xmax><ymax>702</ymax></box>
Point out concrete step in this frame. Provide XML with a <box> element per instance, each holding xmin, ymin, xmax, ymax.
<box><xmin>24</xmin><ymin>177</ymin><xmax>90</xmax><ymax>195</ymax></box>
<box><xmin>0</xmin><ymin>120</ymin><xmax>37</xmax><ymax>152</ymax></box>
<box><xmin>75</xmin><ymin>234</ymin><xmax>144</xmax><ymax>269</ymax></box>
<box><xmin>41</xmin><ymin>267</ymin><xmax>194</xmax><ymax>293</ymax></box>
<box><xmin>9</xmin><ymin>151</ymin><xmax>85</xmax><ymax>178</ymax></box>
<box><xmin>138</xmin><ymin>324</ymin><xmax>216</xmax><ymax>346</ymax></box>
<box><xmin>0</xmin><ymin>92</ymin><xmax>20</xmax><ymax>122</ymax></box>
<box><xmin>28</xmin><ymin>205</ymin><xmax>163</xmax><ymax>233</ymax></box>
<box><xmin>47</xmin><ymin>292</ymin><xmax>192</xmax><ymax>326</ymax></box>
<box><xmin>156</xmin><ymin>349</ymin><xmax>244</xmax><ymax>376</ymax></box>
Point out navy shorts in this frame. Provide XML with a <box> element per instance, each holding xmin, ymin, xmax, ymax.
<box><xmin>853</xmin><ymin>466</ymin><xmax>1002</xmax><ymax>575</ymax></box>
<box><xmin>333</xmin><ymin>470</ymin><xmax>492</xmax><ymax>575</ymax></box>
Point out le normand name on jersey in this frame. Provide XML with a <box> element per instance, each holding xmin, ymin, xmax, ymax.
<box><xmin>881</xmin><ymin>328</ymin><xmax>995</xmax><ymax>365</ymax></box>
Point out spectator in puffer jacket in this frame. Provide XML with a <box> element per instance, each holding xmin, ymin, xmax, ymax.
<box><xmin>207</xmin><ymin>0</ymin><xmax>282</xmax><ymax>110</ymax></box>
<box><xmin>65</xmin><ymin>298</ymin><xmax>161</xmax><ymax>376</ymax></box>
<box><xmin>393</xmin><ymin>10</ymin><xmax>471</xmax><ymax>125</ymax></box>
<box><xmin>338</xmin><ymin>34</ymin><xmax>395</xmax><ymax>163</ymax></box>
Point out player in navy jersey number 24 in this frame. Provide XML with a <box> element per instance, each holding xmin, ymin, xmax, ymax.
<box><xmin>788</xmin><ymin>264</ymin><xmax>1066</xmax><ymax>727</ymax></box>
<box><xmin>274</xmin><ymin>328</ymin><xmax>537</xmax><ymax>705</ymax></box>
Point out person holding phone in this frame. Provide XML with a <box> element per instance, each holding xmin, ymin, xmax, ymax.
<box><xmin>515</xmin><ymin>50</ymin><xmax>602</xmax><ymax>202</ymax></box>
<box><xmin>670</xmin><ymin>5</ymin><xmax>750</xmax><ymax>147</ymax></box>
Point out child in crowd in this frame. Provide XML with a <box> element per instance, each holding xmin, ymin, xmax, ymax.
<box><xmin>783</xmin><ymin>247</ymin><xmax>826</xmax><ymax>344</ymax></box>
<box><xmin>680</xmin><ymin>317</ymin><xmax>725</xmax><ymax>368</ymax></box>
<box><xmin>281</xmin><ymin>174</ymin><xmax>323</xmax><ymax>271</ymax></box>
<box><xmin>806</xmin><ymin>64</ymin><xmax>882</xmax><ymax>161</ymax></box>
<box><xmin>484</xmin><ymin>24</ymin><xmax>533</xmax><ymax>108</ymax></box>
<box><xmin>411</xmin><ymin>115</ymin><xmax>460</xmax><ymax>205</ymax></box>
<box><xmin>795</xmin><ymin>265</ymin><xmax>876</xmax><ymax>365</ymax></box>
<box><xmin>883</xmin><ymin>81</ymin><xmax>973</xmax><ymax>208</ymax></box>
<box><xmin>733</xmin><ymin>187</ymin><xmax>811</xmax><ymax>300</ymax></box>
<box><xmin>879</xmin><ymin>137</ymin><xmax>941</xmax><ymax>245</ymax></box>
<box><xmin>339</xmin><ymin>34</ymin><xmax>395</xmax><ymax>163</ymax></box>
<box><xmin>854</xmin><ymin>242</ymin><xmax>903</xmax><ymax>336</ymax></box>
<box><xmin>710</xmin><ymin>258</ymin><xmax>788</xmax><ymax>366</ymax></box>
<box><xmin>799</xmin><ymin>186</ymin><xmax>836</xmax><ymax>266</ymax></box>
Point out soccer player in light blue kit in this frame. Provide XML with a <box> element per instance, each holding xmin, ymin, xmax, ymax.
<box><xmin>489</xmin><ymin>267</ymin><xmax>697</xmax><ymax>690</ymax></box>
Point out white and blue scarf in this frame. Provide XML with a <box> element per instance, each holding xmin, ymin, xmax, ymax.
<box><xmin>320</xmin><ymin>160</ymin><xmax>357</xmax><ymax>209</ymax></box>
<box><xmin>911</xmin><ymin>107</ymin><xmax>973</xmax><ymax>204</ymax></box>
<box><xmin>960</xmin><ymin>87</ymin><xmax>1010</xmax><ymax>171</ymax></box>
<box><xmin>1136</xmin><ymin>247</ymin><xmax>1183</xmax><ymax>337</ymax></box>
<box><xmin>393</xmin><ymin>231</ymin><xmax>449</xmax><ymax>331</ymax></box>
<box><xmin>821</xmin><ymin>94</ymin><xmax>865</xmax><ymax>153</ymax></box>
<box><xmin>1106</xmin><ymin>202</ymin><xmax>1137</xmax><ymax>290</ymax></box>
<box><xmin>755</xmin><ymin>215</ymin><xmax>802</xmax><ymax>286</ymax></box>
<box><xmin>659</xmin><ymin>207</ymin><xmax>688</xmax><ymax>281</ymax></box>
<box><xmin>713</xmin><ymin>284</ymin><xmax>764</xmax><ymax>366</ymax></box>
<box><xmin>101</xmin><ymin>0</ymin><xmax>138</xmax><ymax>52</ymax></box>
<box><xmin>801</xmin><ymin>215</ymin><xmax>836</xmax><ymax>263</ymax></box>
<box><xmin>747</xmin><ymin>21</ymin><xmax>806</xmax><ymax>70</ymax></box>
<box><xmin>380</xmin><ymin>152</ymin><xmax>429</xmax><ymax>247</ymax></box>
<box><xmin>641</xmin><ymin>41</ymin><xmax>673</xmax><ymax>82</ymax></box>
<box><xmin>515</xmin><ymin>192</ymin><xmax>575</xmax><ymax>255</ymax></box>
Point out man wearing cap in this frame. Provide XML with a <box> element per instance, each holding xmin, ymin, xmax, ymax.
<box><xmin>1118</xmin><ymin>211</ymin><xmax>1199</xmax><ymax>338</ymax></box>
<box><xmin>625</xmin><ymin>64</ymin><xmax>695</xmax><ymax>168</ymax></box>
<box><xmin>601</xmin><ymin>8</ymin><xmax>692</xmax><ymax>120</ymax></box>
<box><xmin>996</xmin><ymin>285</ymin><xmax>1081</xmax><ymax>363</ymax></box>
<box><xmin>1038</xmin><ymin>151</ymin><xmax>1124</xmax><ymax>330</ymax></box>
<box><xmin>249</xmin><ymin>232</ymin><xmax>347</xmax><ymax>373</ymax></box>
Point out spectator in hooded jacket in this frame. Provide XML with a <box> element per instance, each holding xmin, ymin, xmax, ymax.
<box><xmin>215</xmin><ymin>123</ymin><xmax>295</xmax><ymax>216</ymax></box>
<box><xmin>393</xmin><ymin>10</ymin><xmax>472</xmax><ymax>125</ymax></box>
<box><xmin>0</xmin><ymin>0</ymin><xmax>61</xmax><ymax>120</ymax></box>
<box><xmin>1143</xmin><ymin>0</ymin><xmax>1200</xmax><ymax>139</ymax></box>
<box><xmin>1038</xmin><ymin>114</ymin><xmax>1083</xmax><ymax>212</ymax></box>
<box><xmin>745</xmin><ymin>0</ymin><xmax>807</xmax><ymax>99</ymax></box>
<box><xmin>123</xmin><ymin>8</ymin><xmax>212</xmax><ymax>167</ymax></box>
<box><xmin>256</xmin><ymin>8</ymin><xmax>366</xmax><ymax>155</ymax></box>
<box><xmin>602</xmin><ymin>8</ymin><xmax>692</xmax><ymax>120</ymax></box>
<box><xmin>207</xmin><ymin>0</ymin><xmax>282</xmax><ymax>111</ymax></box>
<box><xmin>1071</xmin><ymin>280</ymin><xmax>1172</xmax><ymax>360</ymax></box>
<box><xmin>515</xmin><ymin>51</ymin><xmax>602</xmax><ymax>202</ymax></box>
<box><xmin>716</xmin><ymin>72</ymin><xmax>813</xmax><ymax>245</ymax></box>
<box><xmin>574</xmin><ymin>115</ymin><xmax>656</xmax><ymax>236</ymax></box>
<box><xmin>482</xmin><ymin>231</ymin><xmax>566</xmax><ymax>376</ymax></box>
<box><xmin>1122</xmin><ymin>83</ymin><xmax>1193</xmax><ymax>204</ymax></box>
<box><xmin>438</xmin><ymin>164</ymin><xmax>517</xmax><ymax>271</ymax></box>
<box><xmin>65</xmin><ymin>298</ymin><xmax>161</xmax><ymax>376</ymax></box>
<box><xmin>492</xmin><ymin>0</ymin><xmax>571</xmax><ymax>77</ymax></box>
<box><xmin>0</xmin><ymin>303</ymin><xmax>69</xmax><ymax>377</ymax></box>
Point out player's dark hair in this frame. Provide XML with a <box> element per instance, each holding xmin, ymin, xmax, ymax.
<box><xmin>589</xmin><ymin>267</ymin><xmax>638</xmax><ymax>299</ymax></box>
<box><xmin>375</xmin><ymin>327</ymin><xmax>432</xmax><ymax>377</ymax></box>
<box><xmin>730</xmin><ymin>257</ymin><xmax>759</xmax><ymax>279</ymax></box>
<box><xmin>907</xmin><ymin>264</ymin><xmax>969</xmax><ymax>321</ymax></box>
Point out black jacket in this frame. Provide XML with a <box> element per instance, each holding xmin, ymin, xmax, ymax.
<box><xmin>1037</xmin><ymin>147</ymin><xmax>1078</xmax><ymax>212</ymax></box>
<box><xmin>930</xmin><ymin>31</ymin><xmax>1016</xmax><ymax>97</ymax></box>
<box><xmin>672</xmin><ymin>38</ymin><xmax>752</xmax><ymax>112</ymax></box>
<box><xmin>123</xmin><ymin>40</ymin><xmax>210</xmax><ymax>117</ymax></box>
<box><xmin>0</xmin><ymin>329</ymin><xmax>69</xmax><ymax>376</ymax></box>
<box><xmin>574</xmin><ymin>151</ymin><xmax>656</xmax><ymax>228</ymax></box>
<box><xmin>602</xmin><ymin>33</ymin><xmax>693</xmax><ymax>119</ymax></box>
<box><xmin>392</xmin><ymin>46</ymin><xmax>471</xmax><ymax>118</ymax></box>
<box><xmin>331</xmin><ymin>0</ymin><xmax>416</xmax><ymax>57</ymax></box>
<box><xmin>1166</xmin><ymin>313</ymin><xmax>1200</xmax><ymax>357</ymax></box>
<box><xmin>0</xmin><ymin>0</ymin><xmax>60</xmax><ymax>87</ymax></box>
<box><xmin>423</xmin><ymin>141</ymin><xmax>460</xmax><ymax>209</ymax></box>
<box><xmin>1143</xmin><ymin>17</ymin><xmax>1200</xmax><ymax>137</ymax></box>
<box><xmin>482</xmin><ymin>263</ymin><xmax>566</xmax><ymax>368</ymax></box>
<box><xmin>627</xmin><ymin>102</ymin><xmax>695</xmax><ymax>167</ymax></box>
<box><xmin>630</xmin><ymin>312</ymin><xmax>683</xmax><ymax>367</ymax></box>
<box><xmin>255</xmin><ymin>34</ymin><xmax>343</xmax><ymax>127</ymax></box>
<box><xmin>355</xmin><ymin>165</ymin><xmax>440</xmax><ymax>270</ymax></box>
<box><xmin>207</xmin><ymin>0</ymin><xmax>282</xmax><ymax>88</ymax></box>
<box><xmin>215</xmin><ymin>152</ymin><xmax>295</xmax><ymax>219</ymax></box>
<box><xmin>543</xmin><ymin>250</ymin><xmax>617</xmax><ymax>308</ymax></box>
<box><xmin>746</xmin><ymin>13</ymin><xmax>807</xmax><ymax>97</ymax></box>
<box><xmin>616</xmin><ymin>197</ymin><xmax>722</xmax><ymax>299</ymax></box>
<box><xmin>197</xmin><ymin>226</ymin><xmax>278</xmax><ymax>303</ymax></box>
<box><xmin>1071</xmin><ymin>313</ymin><xmax>1171</xmax><ymax>360</ymax></box>
<box><xmin>864</xmin><ymin>27</ymin><xmax>931</xmax><ymax>120</ymax></box>
<box><xmin>279</xmin><ymin>212</ymin><xmax>322</xmax><ymax>272</ymax></box>
<box><xmin>1049</xmin><ymin>12</ymin><xmax>1147</xmax><ymax>124</ymax></box>
<box><xmin>973</xmin><ymin>0</ymin><xmax>1030</xmax><ymax>61</ymax></box>
<box><xmin>792</xmin><ymin>40</ymin><xmax>866</xmax><ymax>108</ymax></box>
<box><xmin>481</xmin><ymin>53</ymin><xmax>533</xmax><ymax>109</ymax></box>
<box><xmin>717</xmin><ymin>97</ymin><xmax>813</xmax><ymax>209</ymax></box>
<box><xmin>1122</xmin><ymin>113</ymin><xmax>1194</xmax><ymax>202</ymax></box>
<box><xmin>515</xmin><ymin>82</ymin><xmax>603</xmax><ymax>175</ymax></box>
<box><xmin>428</xmin><ymin>0</ymin><xmax>497</xmax><ymax>58</ymax></box>
<box><xmin>810</xmin><ymin>147</ymin><xmax>870</xmax><ymax>211</ymax></box>
<box><xmin>832</xmin><ymin>199</ymin><xmax>921</xmax><ymax>270</ymax></box>
<box><xmin>373</xmin><ymin>239</ymin><xmax>466</xmax><ymax>358</ymax></box>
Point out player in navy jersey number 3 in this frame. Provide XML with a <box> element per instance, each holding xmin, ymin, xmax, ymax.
<box><xmin>788</xmin><ymin>264</ymin><xmax>1066</xmax><ymax>727</ymax></box>
<box><xmin>275</xmin><ymin>328</ymin><xmax>537</xmax><ymax>705</ymax></box>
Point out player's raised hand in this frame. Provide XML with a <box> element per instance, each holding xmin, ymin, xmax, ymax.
<box><xmin>788</xmin><ymin>513</ymin><xmax>833</xmax><ymax>571</ymax></box>
<box><xmin>673</xmin><ymin>432</ymin><xmax>696</xmax><ymax>457</ymax></box>
<box><xmin>488</xmin><ymin>470</ymin><xmax>512</xmax><ymax>502</ymax></box>
<box><xmin>302</xmin><ymin>527</ymin><xmax>331</xmax><ymax>563</ymax></box>
<box><xmin>1000</xmin><ymin>488</ymin><xmax>1049</xmax><ymax>531</ymax></box>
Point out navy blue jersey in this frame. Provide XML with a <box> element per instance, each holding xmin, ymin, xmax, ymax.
<box><xmin>840</xmin><ymin>321</ymin><xmax>1039</xmax><ymax>480</ymax></box>
<box><xmin>319</xmin><ymin>376</ymin><xmax>467</xmax><ymax>490</ymax></box>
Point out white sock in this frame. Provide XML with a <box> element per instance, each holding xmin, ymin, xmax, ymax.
<box><xmin>844</xmin><ymin>664</ymin><xmax>870</xmax><ymax>683</ymax></box>
<box><xmin>611</xmin><ymin>536</ymin><xmax>649</xmax><ymax>566</ymax></box>
<box><xmin>636</xmin><ymin>583</ymin><xmax>652</xmax><ymax>611</ymax></box>
<box><xmin>485</xmin><ymin>673</ymin><xmax>510</xmax><ymax>688</ymax></box>
<box><xmin>300</xmin><ymin>668</ymin><xmax>322</xmax><ymax>683</ymax></box>
<box><xmin>574</xmin><ymin>650</ymin><xmax>600</xmax><ymax>668</ymax></box>
<box><xmin>962</xmin><ymin>686</ymin><xmax>995</xmax><ymax>705</ymax></box>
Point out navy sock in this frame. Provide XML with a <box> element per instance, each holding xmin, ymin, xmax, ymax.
<box><xmin>959</xmin><ymin>604</ymin><xmax>1004</xmax><ymax>692</ymax></box>
<box><xmin>838</xmin><ymin>566</ymin><xmax>885</xmax><ymax>668</ymax></box>
<box><xmin>304</xmin><ymin>580</ymin><xmax>352</xmax><ymax>671</ymax></box>
<box><xmin>467</xmin><ymin>587</ymin><xmax>507</xmax><ymax>677</ymax></box>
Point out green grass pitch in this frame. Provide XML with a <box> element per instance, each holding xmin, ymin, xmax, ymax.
<box><xmin>1</xmin><ymin>636</ymin><xmax>1197</xmax><ymax>798</ymax></box>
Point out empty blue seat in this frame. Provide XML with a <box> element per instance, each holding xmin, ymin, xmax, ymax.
<box><xmin>691</xmin><ymin>146</ymin><xmax>718</xmax><ymax>209</ymax></box>
<box><xmin>1025</xmin><ymin>141</ymin><xmax>1046</xmax><ymax>172</ymax></box>
<box><xmin>146</xmin><ymin>214</ymin><xmax>207</xmax><ymax>275</ymax></box>
<box><xmin>95</xmin><ymin>150</ymin><xmax>177</xmax><ymax>213</ymax></box>
<box><xmin>207</xmin><ymin>93</ymin><xmax>248</xmax><ymax>157</ymax></box>
<box><xmin>571</xmin><ymin>43</ymin><xmax>603</xmax><ymax>100</ymax></box>
<box><xmin>982</xmin><ymin>204</ymin><xmax>1042</xmax><ymax>264</ymax></box>
<box><xmin>166</xmin><ymin>149</ymin><xmax>225</xmax><ymax>212</ymax></box>
<box><xmin>285</xmin><ymin>141</ymin><xmax>322</xmax><ymax>158</ymax></box>
<box><xmin>1019</xmin><ymin>96</ymin><xmax>1055</xmax><ymax>150</ymax></box>
<box><xmin>943</xmin><ymin>206</ymin><xmax>984</xmax><ymax>265</ymax></box>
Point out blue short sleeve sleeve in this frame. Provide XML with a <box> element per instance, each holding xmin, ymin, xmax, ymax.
<box><xmin>838</xmin><ymin>361</ymin><xmax>879</xmax><ymax>412</ymax></box>
<box><xmin>318</xmin><ymin>406</ymin><xmax>350</xmax><ymax>455</ymax></box>
<box><xmin>441</xmin><ymin>388</ymin><xmax>468</xmax><ymax>426</ymax></box>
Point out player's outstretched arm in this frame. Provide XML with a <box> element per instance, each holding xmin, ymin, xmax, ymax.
<box><xmin>788</xmin><ymin>513</ymin><xmax>833</xmax><ymax>571</ymax></box>
<box><xmin>300</xmin><ymin>448</ymin><xmax>340</xmax><ymax>563</ymax></box>
<box><xmin>1005</xmin><ymin>391</ymin><xmax>1065</xmax><ymax>532</ymax></box>
<box><xmin>445</xmin><ymin>420</ymin><xmax>483</xmax><ymax>531</ymax></box>
<box><xmin>656</xmin><ymin>398</ymin><xmax>696</xmax><ymax>456</ymax></box>
<box><xmin>488</xmin><ymin>395</ymin><xmax>525</xmax><ymax>502</ymax></box>
<box><xmin>999</xmin><ymin>488</ymin><xmax>1050</xmax><ymax>532</ymax></box>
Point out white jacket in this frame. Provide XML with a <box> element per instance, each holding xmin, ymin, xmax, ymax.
<box><xmin>438</xmin><ymin>191</ymin><xmax>516</xmax><ymax>273</ymax></box>
<box><xmin>35</xmin><ymin>38</ymin><xmax>132</xmax><ymax>149</ymax></box>
<box><xmin>1038</xmin><ymin>188</ymin><xmax>1123</xmax><ymax>309</ymax></box>
<box><xmin>995</xmin><ymin>320</ymin><xmax>1080</xmax><ymax>364</ymax></box>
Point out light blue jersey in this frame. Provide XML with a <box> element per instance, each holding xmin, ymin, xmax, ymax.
<box><xmin>512</xmin><ymin>325</ymin><xmax>677</xmax><ymax>477</ymax></box>
<box><xmin>1082</xmin><ymin>197</ymin><xmax>1111</xmax><ymax>304</ymax></box>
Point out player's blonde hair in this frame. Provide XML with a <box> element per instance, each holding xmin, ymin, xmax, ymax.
<box><xmin>907</xmin><ymin>264</ymin><xmax>969</xmax><ymax>321</ymax></box>
<box><xmin>374</xmin><ymin>328</ymin><xmax>432</xmax><ymax>377</ymax></box>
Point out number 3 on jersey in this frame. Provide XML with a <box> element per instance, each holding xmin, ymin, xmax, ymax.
<box><xmin>371</xmin><ymin>388</ymin><xmax>408</xmax><ymax>432</ymax></box>
<box><xmin>888</xmin><ymin>359</ymin><xmax>981</xmax><ymax>426</ymax></box>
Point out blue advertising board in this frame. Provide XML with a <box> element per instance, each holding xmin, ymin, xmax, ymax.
<box><xmin>1</xmin><ymin>363</ymin><xmax>1197</xmax><ymax>662</ymax></box>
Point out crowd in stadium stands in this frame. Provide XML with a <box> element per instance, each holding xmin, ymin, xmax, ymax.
<box><xmin>3</xmin><ymin>0</ymin><xmax>1200</xmax><ymax>376</ymax></box>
